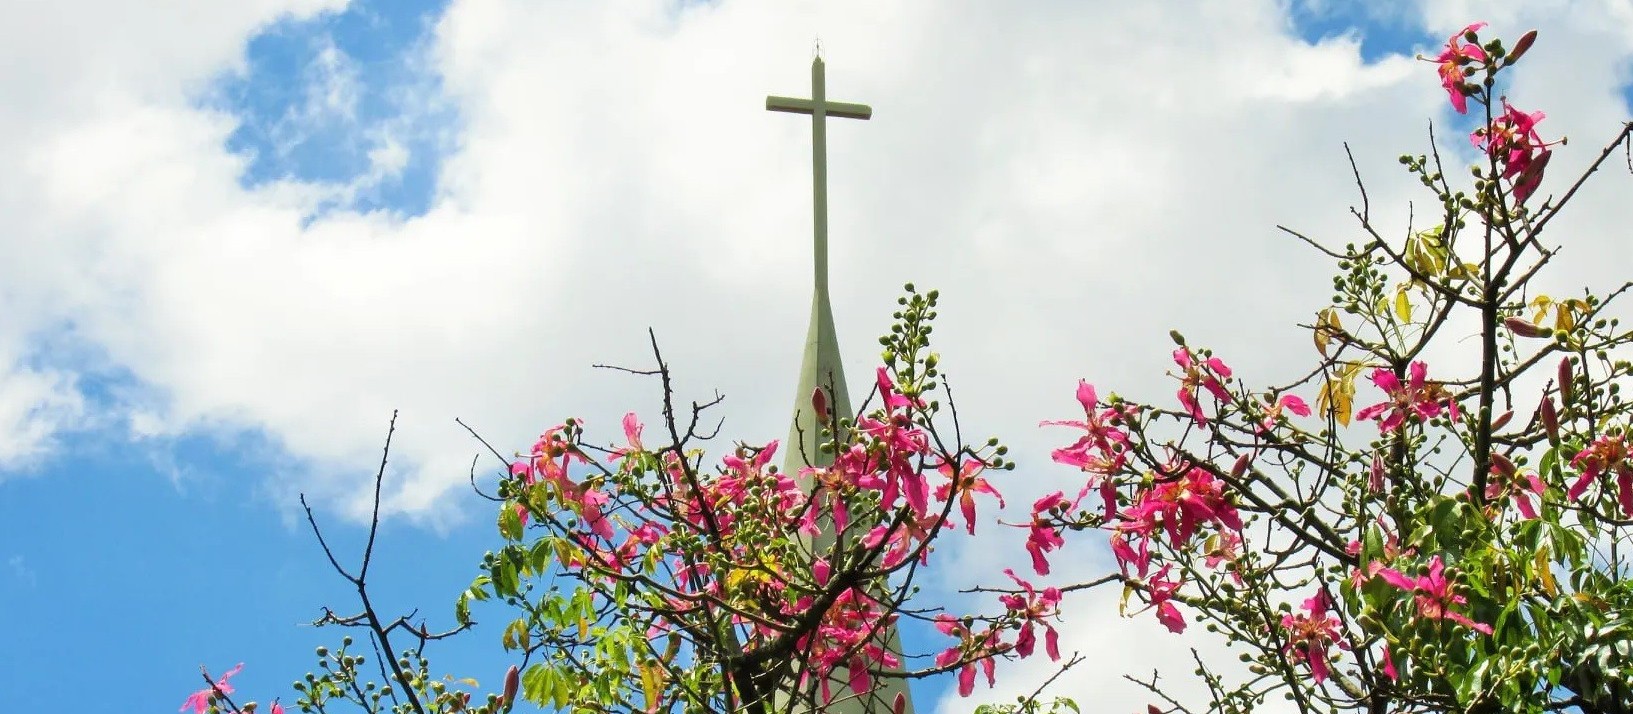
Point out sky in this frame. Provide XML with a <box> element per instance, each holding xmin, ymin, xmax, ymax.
<box><xmin>2</xmin><ymin>0</ymin><xmax>1632</xmax><ymax>711</ymax></box>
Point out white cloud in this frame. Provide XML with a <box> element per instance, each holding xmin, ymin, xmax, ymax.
<box><xmin>3</xmin><ymin>0</ymin><xmax>1633</xmax><ymax>705</ymax></box>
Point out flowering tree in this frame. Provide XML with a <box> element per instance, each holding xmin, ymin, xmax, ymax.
<box><xmin>1026</xmin><ymin>23</ymin><xmax>1633</xmax><ymax>714</ymax></box>
<box><xmin>185</xmin><ymin>21</ymin><xmax>1633</xmax><ymax>714</ymax></box>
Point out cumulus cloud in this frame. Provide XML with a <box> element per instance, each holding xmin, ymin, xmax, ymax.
<box><xmin>3</xmin><ymin>0</ymin><xmax>1633</xmax><ymax>705</ymax></box>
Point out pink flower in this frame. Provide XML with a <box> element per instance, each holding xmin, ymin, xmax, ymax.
<box><xmin>1109</xmin><ymin>509</ymin><xmax>1158</xmax><ymax>577</ymax></box>
<box><xmin>1136</xmin><ymin>466</ymin><xmax>1243</xmax><ymax>545</ymax></box>
<box><xmin>1280</xmin><ymin>590</ymin><xmax>1348</xmax><ymax>683</ymax></box>
<box><xmin>1203</xmin><ymin>530</ymin><xmax>1244</xmax><ymax>584</ymax></box>
<box><xmin>181</xmin><ymin>663</ymin><xmax>243</xmax><ymax>714</ymax></box>
<box><xmin>934</xmin><ymin>458</ymin><xmax>1004</xmax><ymax>535</ymax></box>
<box><xmin>1025</xmin><ymin>492</ymin><xmax>1070</xmax><ymax>575</ymax></box>
<box><xmin>934</xmin><ymin>615</ymin><xmax>1002</xmax><ymax>697</ymax></box>
<box><xmin>1042</xmin><ymin>380</ymin><xmax>1131</xmax><ymax>518</ymax></box>
<box><xmin>1145</xmin><ymin>566</ymin><xmax>1187</xmax><ymax>634</ymax></box>
<box><xmin>1483</xmin><ymin>452</ymin><xmax>1546</xmax><ymax>519</ymax></box>
<box><xmin>1380</xmin><ymin>645</ymin><xmax>1398</xmax><ymax>682</ymax></box>
<box><xmin>1567</xmin><ymin>435</ymin><xmax>1633</xmax><ymax>515</ymax></box>
<box><xmin>1000</xmin><ymin>569</ymin><xmax>1063</xmax><ymax>661</ymax></box>
<box><xmin>1472</xmin><ymin>101</ymin><xmax>1559</xmax><ymax>203</ymax></box>
<box><xmin>1173</xmin><ymin>349</ymin><xmax>1233</xmax><ymax>425</ymax></box>
<box><xmin>1260</xmin><ymin>394</ymin><xmax>1311</xmax><ymax>433</ymax></box>
<box><xmin>1372</xmin><ymin>555</ymin><xmax>1493</xmax><ymax>634</ymax></box>
<box><xmin>1431</xmin><ymin>22</ymin><xmax>1488</xmax><ymax>114</ymax></box>
<box><xmin>608</xmin><ymin>412</ymin><xmax>646</xmax><ymax>463</ymax></box>
<box><xmin>1354</xmin><ymin>362</ymin><xmax>1459</xmax><ymax>433</ymax></box>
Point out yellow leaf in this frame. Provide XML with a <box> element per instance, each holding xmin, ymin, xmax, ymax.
<box><xmin>1314</xmin><ymin>308</ymin><xmax>1341</xmax><ymax>357</ymax></box>
<box><xmin>1531</xmin><ymin>295</ymin><xmax>1553</xmax><ymax>324</ymax></box>
<box><xmin>640</xmin><ymin>659</ymin><xmax>664</xmax><ymax>712</ymax></box>
<box><xmin>1556</xmin><ymin>299</ymin><xmax>1586</xmax><ymax>333</ymax></box>
<box><xmin>1536</xmin><ymin>546</ymin><xmax>1557</xmax><ymax>597</ymax></box>
<box><xmin>1394</xmin><ymin>288</ymin><xmax>1412</xmax><ymax>323</ymax></box>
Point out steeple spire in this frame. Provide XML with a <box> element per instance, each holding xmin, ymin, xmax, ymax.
<box><xmin>766</xmin><ymin>54</ymin><xmax>872</xmax><ymax>483</ymax></box>
<box><xmin>768</xmin><ymin>56</ymin><xmax>913</xmax><ymax>714</ymax></box>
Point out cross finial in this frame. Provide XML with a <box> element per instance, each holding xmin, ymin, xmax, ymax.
<box><xmin>766</xmin><ymin>59</ymin><xmax>872</xmax><ymax>298</ymax></box>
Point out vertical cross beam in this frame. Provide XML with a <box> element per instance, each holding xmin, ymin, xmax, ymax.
<box><xmin>767</xmin><ymin>57</ymin><xmax>872</xmax><ymax>297</ymax></box>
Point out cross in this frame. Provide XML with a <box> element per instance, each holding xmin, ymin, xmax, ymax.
<box><xmin>767</xmin><ymin>56</ymin><xmax>872</xmax><ymax>297</ymax></box>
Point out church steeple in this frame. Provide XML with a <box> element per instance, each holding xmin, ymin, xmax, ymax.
<box><xmin>768</xmin><ymin>54</ymin><xmax>913</xmax><ymax>714</ymax></box>
<box><xmin>767</xmin><ymin>54</ymin><xmax>871</xmax><ymax>480</ymax></box>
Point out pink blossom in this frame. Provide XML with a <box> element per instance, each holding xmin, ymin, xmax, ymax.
<box><xmin>1472</xmin><ymin>101</ymin><xmax>1558</xmax><ymax>202</ymax></box>
<box><xmin>934</xmin><ymin>615</ymin><xmax>1001</xmax><ymax>697</ymax></box>
<box><xmin>181</xmin><ymin>663</ymin><xmax>243</xmax><ymax>714</ymax></box>
<box><xmin>1000</xmin><ymin>569</ymin><xmax>1063</xmax><ymax>661</ymax></box>
<box><xmin>934</xmin><ymin>458</ymin><xmax>1004</xmax><ymax>535</ymax></box>
<box><xmin>1280</xmin><ymin>590</ymin><xmax>1348</xmax><ymax>683</ymax></box>
<box><xmin>1109</xmin><ymin>510</ymin><xmax>1158</xmax><ymax>577</ymax></box>
<box><xmin>1203</xmin><ymin>530</ymin><xmax>1244</xmax><ymax>584</ymax></box>
<box><xmin>1145</xmin><ymin>565</ymin><xmax>1187</xmax><ymax>634</ymax></box>
<box><xmin>608</xmin><ymin>412</ymin><xmax>646</xmax><ymax>464</ymax></box>
<box><xmin>1173</xmin><ymin>349</ymin><xmax>1233</xmax><ymax>425</ymax></box>
<box><xmin>1025</xmin><ymin>492</ymin><xmax>1070</xmax><ymax>575</ymax></box>
<box><xmin>1354</xmin><ymin>362</ymin><xmax>1459</xmax><ymax>433</ymax></box>
<box><xmin>1431</xmin><ymin>22</ymin><xmax>1488</xmax><ymax>114</ymax></box>
<box><xmin>1483</xmin><ymin>452</ymin><xmax>1546</xmax><ymax>519</ymax></box>
<box><xmin>1042</xmin><ymin>380</ymin><xmax>1131</xmax><ymax>517</ymax></box>
<box><xmin>1372</xmin><ymin>555</ymin><xmax>1493</xmax><ymax>634</ymax></box>
<box><xmin>1567</xmin><ymin>435</ymin><xmax>1633</xmax><ymax>515</ymax></box>
<box><xmin>1260</xmin><ymin>394</ymin><xmax>1311</xmax><ymax>433</ymax></box>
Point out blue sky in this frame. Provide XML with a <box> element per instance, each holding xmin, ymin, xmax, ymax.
<box><xmin>3</xmin><ymin>1</ymin><xmax>1632</xmax><ymax>712</ymax></box>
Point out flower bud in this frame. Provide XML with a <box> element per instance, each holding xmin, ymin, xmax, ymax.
<box><xmin>1231</xmin><ymin>453</ymin><xmax>1251</xmax><ymax>478</ymax></box>
<box><xmin>501</xmin><ymin>664</ymin><xmax>519</xmax><ymax>711</ymax></box>
<box><xmin>1490</xmin><ymin>452</ymin><xmax>1516</xmax><ymax>478</ymax></box>
<box><xmin>1491</xmin><ymin>409</ymin><xmax>1514</xmax><ymax>431</ymax></box>
<box><xmin>1558</xmin><ymin>357</ymin><xmax>1575</xmax><ymax>406</ymax></box>
<box><xmin>1507</xmin><ymin>30</ymin><xmax>1538</xmax><ymax>64</ymax></box>
<box><xmin>1539</xmin><ymin>396</ymin><xmax>1559</xmax><ymax>443</ymax></box>
<box><xmin>1504</xmin><ymin>317</ymin><xmax>1550</xmax><ymax>338</ymax></box>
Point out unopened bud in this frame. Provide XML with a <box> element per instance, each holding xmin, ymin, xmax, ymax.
<box><xmin>1491</xmin><ymin>409</ymin><xmax>1514</xmax><ymax>432</ymax></box>
<box><xmin>1507</xmin><ymin>30</ymin><xmax>1538</xmax><ymax>64</ymax></box>
<box><xmin>811</xmin><ymin>387</ymin><xmax>830</xmax><ymax>426</ymax></box>
<box><xmin>1504</xmin><ymin>317</ymin><xmax>1550</xmax><ymax>338</ymax></box>
<box><xmin>1558</xmin><ymin>357</ymin><xmax>1575</xmax><ymax>406</ymax></box>
<box><xmin>1540</xmin><ymin>396</ymin><xmax>1559</xmax><ymax>443</ymax></box>
<box><xmin>1490</xmin><ymin>452</ymin><xmax>1516</xmax><ymax>478</ymax></box>
<box><xmin>501</xmin><ymin>664</ymin><xmax>519</xmax><ymax>711</ymax></box>
<box><xmin>1231</xmin><ymin>454</ymin><xmax>1251</xmax><ymax>478</ymax></box>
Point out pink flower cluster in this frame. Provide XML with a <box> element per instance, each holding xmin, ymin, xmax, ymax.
<box><xmin>508</xmin><ymin>365</ymin><xmax>1013</xmax><ymax>704</ymax></box>
<box><xmin>1429</xmin><ymin>22</ymin><xmax>1558</xmax><ymax>202</ymax></box>
<box><xmin>1040</xmin><ymin>357</ymin><xmax>1259</xmax><ymax>634</ymax></box>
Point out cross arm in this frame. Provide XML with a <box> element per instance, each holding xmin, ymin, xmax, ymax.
<box><xmin>765</xmin><ymin>96</ymin><xmax>873</xmax><ymax>120</ymax></box>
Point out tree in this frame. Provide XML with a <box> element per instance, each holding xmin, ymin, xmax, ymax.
<box><xmin>185</xmin><ymin>21</ymin><xmax>1633</xmax><ymax>714</ymax></box>
<box><xmin>1025</xmin><ymin>23</ymin><xmax>1633</xmax><ymax>714</ymax></box>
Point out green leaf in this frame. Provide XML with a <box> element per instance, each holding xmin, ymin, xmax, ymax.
<box><xmin>499</xmin><ymin>504</ymin><xmax>523</xmax><ymax>542</ymax></box>
<box><xmin>520</xmin><ymin>664</ymin><xmax>552</xmax><ymax>706</ymax></box>
<box><xmin>454</xmin><ymin>592</ymin><xmax>472</xmax><ymax>627</ymax></box>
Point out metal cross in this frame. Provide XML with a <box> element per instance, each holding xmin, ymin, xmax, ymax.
<box><xmin>766</xmin><ymin>56</ymin><xmax>872</xmax><ymax>297</ymax></box>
